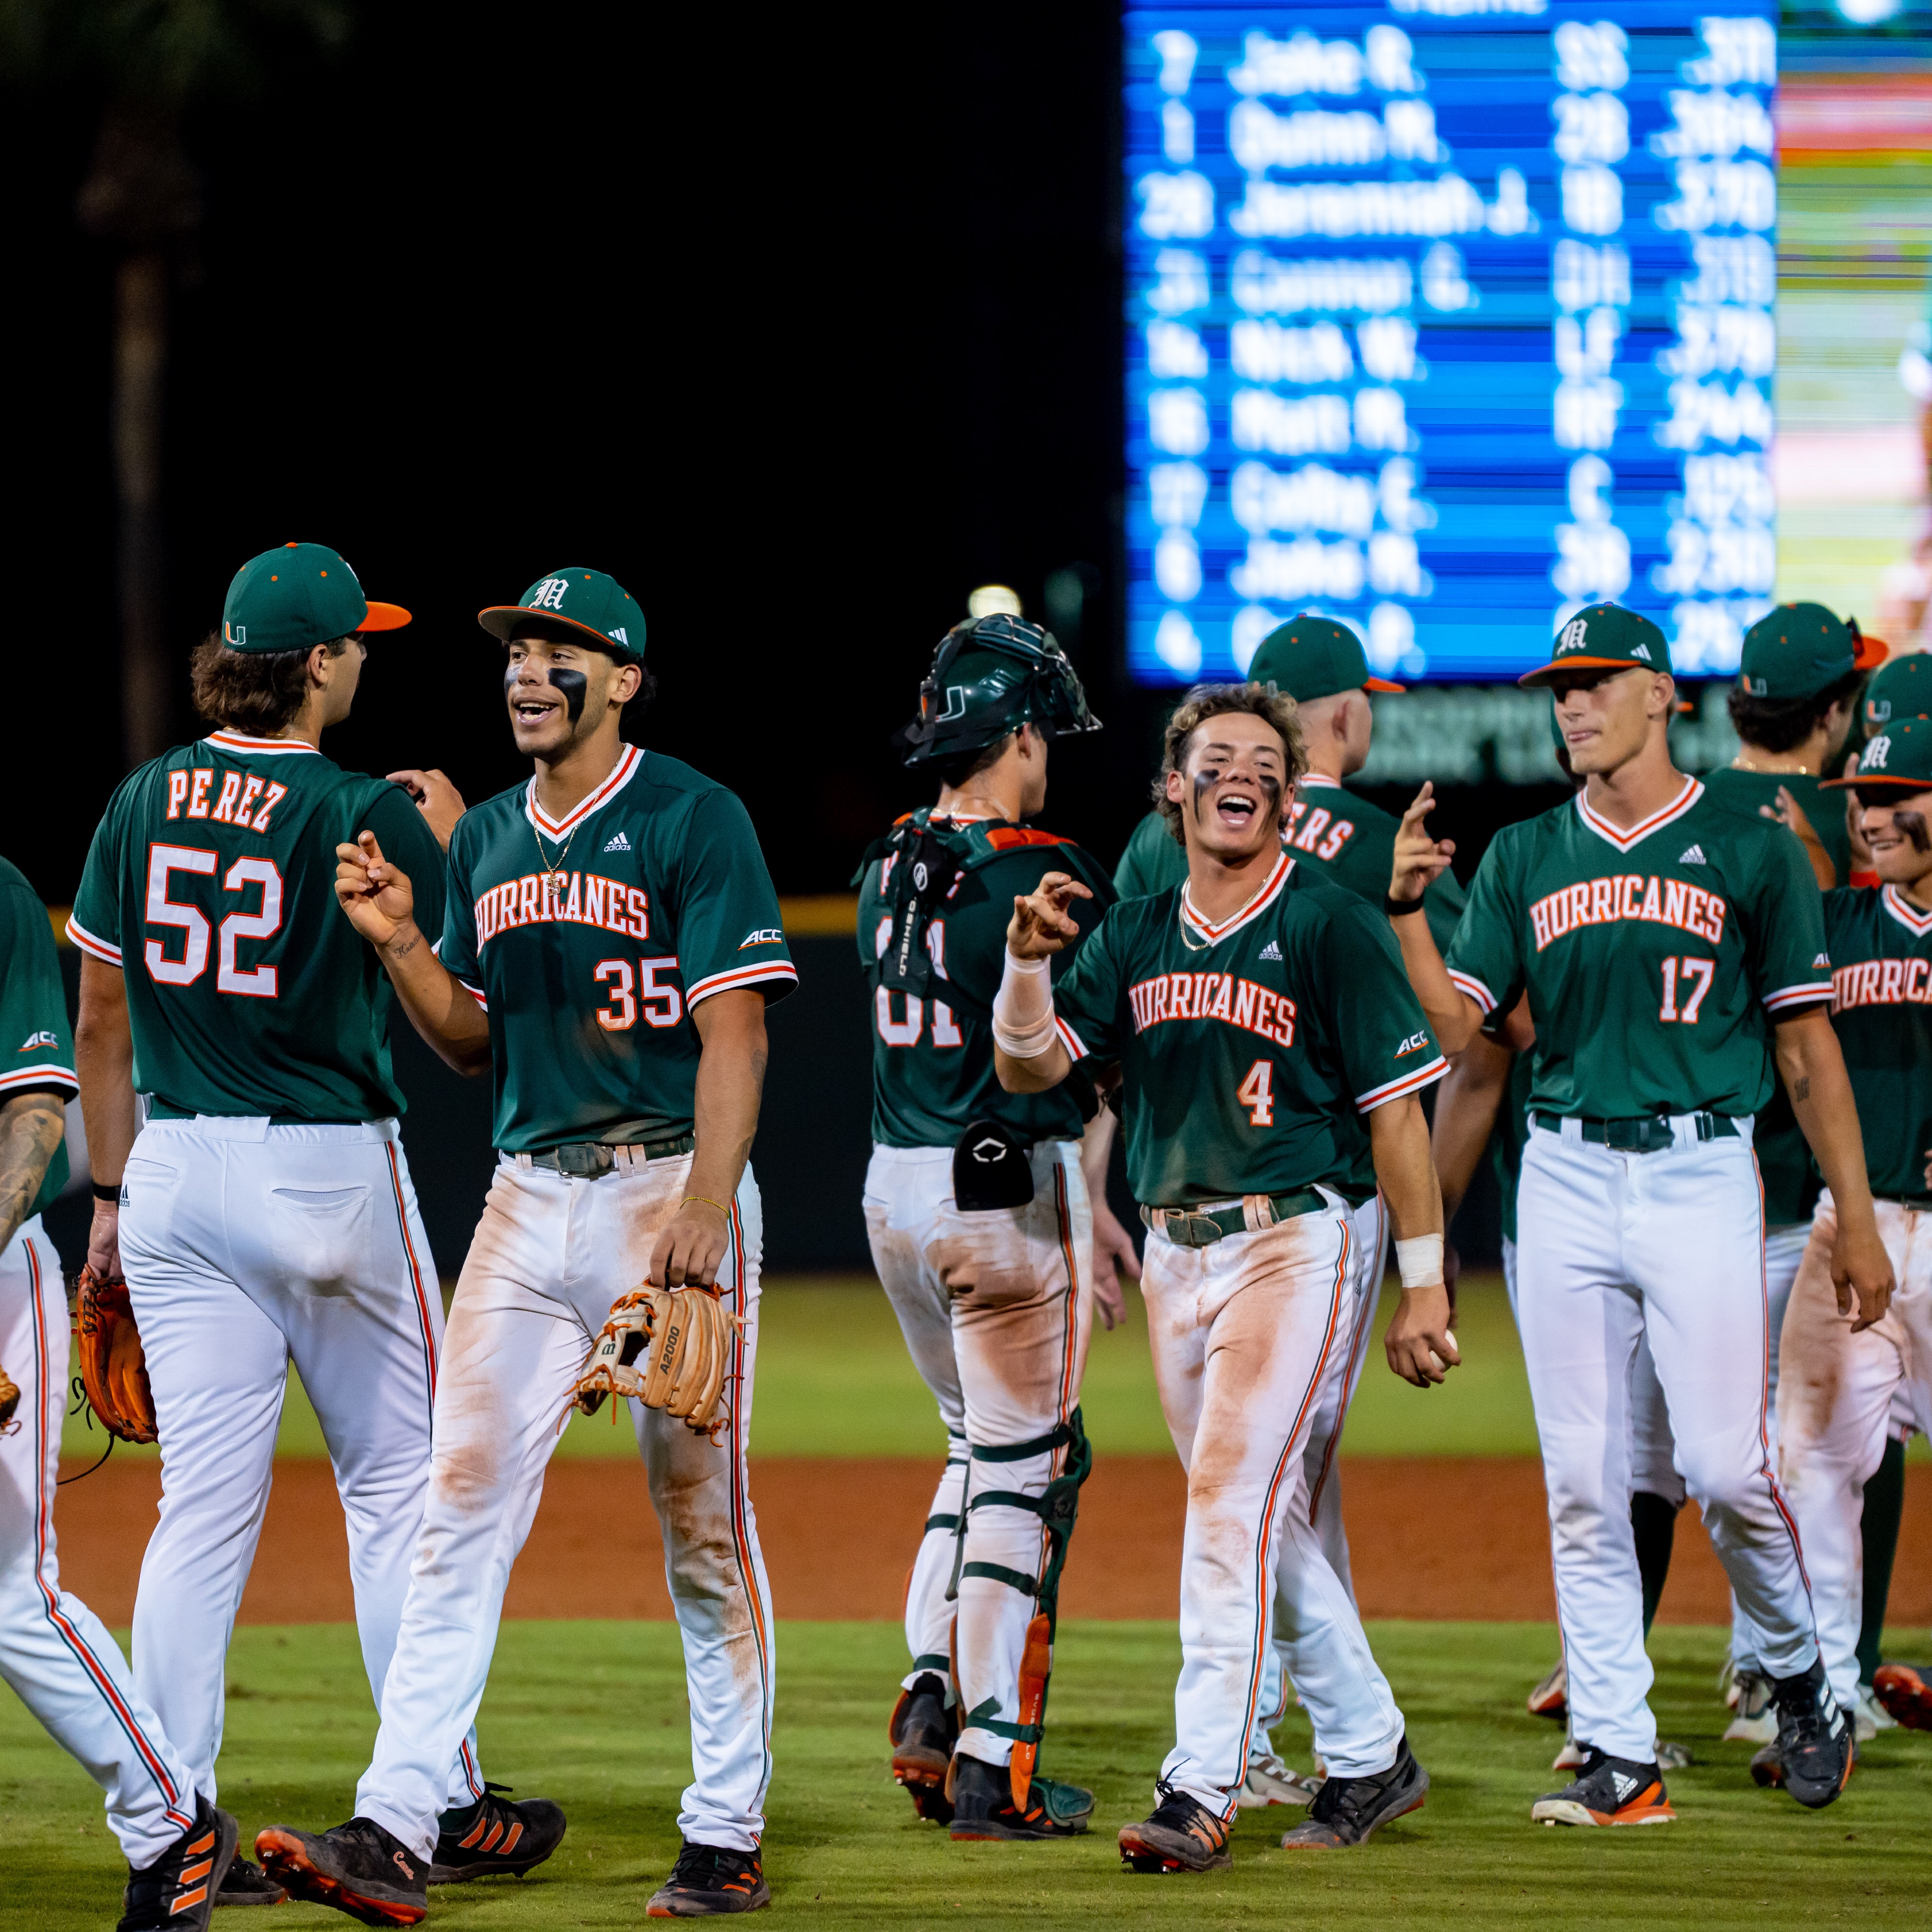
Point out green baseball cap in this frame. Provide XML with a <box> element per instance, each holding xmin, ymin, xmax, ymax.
<box><xmin>479</xmin><ymin>567</ymin><xmax>644</xmax><ymax>663</ymax></box>
<box><xmin>1739</xmin><ymin>603</ymin><xmax>1886</xmax><ymax>699</ymax></box>
<box><xmin>1823</xmin><ymin>715</ymin><xmax>1932</xmax><ymax>793</ymax></box>
<box><xmin>1864</xmin><ymin>650</ymin><xmax>1932</xmax><ymax>729</ymax></box>
<box><xmin>1248</xmin><ymin>615</ymin><xmax>1404</xmax><ymax>701</ymax></box>
<box><xmin>1520</xmin><ymin>602</ymin><xmax>1670</xmax><ymax>686</ymax></box>
<box><xmin>221</xmin><ymin>541</ymin><xmax>410</xmax><ymax>654</ymax></box>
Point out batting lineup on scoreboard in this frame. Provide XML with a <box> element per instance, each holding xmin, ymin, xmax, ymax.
<box><xmin>1124</xmin><ymin>1</ymin><xmax>1778</xmax><ymax>685</ymax></box>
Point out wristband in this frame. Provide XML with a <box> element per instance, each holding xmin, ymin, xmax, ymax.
<box><xmin>992</xmin><ymin>947</ymin><xmax>1058</xmax><ymax>1058</ymax></box>
<box><xmin>92</xmin><ymin>1181</ymin><xmax>122</xmax><ymax>1204</ymax></box>
<box><xmin>680</xmin><ymin>1195</ymin><xmax>731</xmax><ymax>1218</ymax></box>
<box><xmin>1384</xmin><ymin>893</ymin><xmax>1426</xmax><ymax>916</ymax></box>
<box><xmin>1395</xmin><ymin>1233</ymin><xmax>1443</xmax><ymax>1287</ymax></box>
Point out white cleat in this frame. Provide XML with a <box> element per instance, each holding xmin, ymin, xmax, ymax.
<box><xmin>1853</xmin><ymin>1685</ymin><xmax>1895</xmax><ymax>1743</ymax></box>
<box><xmin>1723</xmin><ymin>1669</ymin><xmax>1778</xmax><ymax>1744</ymax></box>
<box><xmin>1235</xmin><ymin>1751</ymin><xmax>1319</xmax><ymax>1808</ymax></box>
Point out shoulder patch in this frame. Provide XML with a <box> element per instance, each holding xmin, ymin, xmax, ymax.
<box><xmin>17</xmin><ymin>1030</ymin><xmax>59</xmax><ymax>1052</ymax></box>
<box><xmin>1813</xmin><ymin>952</ymin><xmax>1830</xmax><ymax>969</ymax></box>
<box><xmin>739</xmin><ymin>927</ymin><xmax>784</xmax><ymax>949</ymax></box>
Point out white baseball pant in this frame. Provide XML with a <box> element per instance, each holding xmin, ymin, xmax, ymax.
<box><xmin>1142</xmin><ymin>1197</ymin><xmax>1405</xmax><ymax>1817</ymax></box>
<box><xmin>865</xmin><ymin>1140</ymin><xmax>1093</xmax><ymax>1767</ymax></box>
<box><xmin>0</xmin><ymin>1216</ymin><xmax>199</xmax><ymax>1865</ymax></box>
<box><xmin>117</xmin><ymin>1118</ymin><xmax>483</xmax><ymax>1813</ymax></box>
<box><xmin>355</xmin><ymin>1151</ymin><xmax>774</xmax><ymax>1860</ymax></box>
<box><xmin>1777</xmin><ymin>1193</ymin><xmax>1932</xmax><ymax>1710</ymax></box>
<box><xmin>1516</xmin><ymin>1118</ymin><xmax>1817</xmax><ymax>1764</ymax></box>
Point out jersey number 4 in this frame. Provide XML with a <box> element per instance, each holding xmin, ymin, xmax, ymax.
<box><xmin>1657</xmin><ymin>956</ymin><xmax>1715</xmax><ymax>1024</ymax></box>
<box><xmin>145</xmin><ymin>845</ymin><xmax>283</xmax><ymax>997</ymax></box>
<box><xmin>1237</xmin><ymin>1058</ymin><xmax>1275</xmax><ymax>1126</ymax></box>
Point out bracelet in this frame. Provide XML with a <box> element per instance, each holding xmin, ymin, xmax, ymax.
<box><xmin>92</xmin><ymin>1181</ymin><xmax>122</xmax><ymax>1204</ymax></box>
<box><xmin>1384</xmin><ymin>893</ymin><xmax>1426</xmax><ymax>917</ymax></box>
<box><xmin>680</xmin><ymin>1195</ymin><xmax>731</xmax><ymax>1218</ymax></box>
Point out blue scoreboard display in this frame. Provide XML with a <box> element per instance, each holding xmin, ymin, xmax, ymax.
<box><xmin>1124</xmin><ymin>1</ymin><xmax>1777</xmax><ymax>685</ymax></box>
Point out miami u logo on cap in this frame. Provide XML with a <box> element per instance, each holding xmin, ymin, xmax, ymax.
<box><xmin>224</xmin><ymin>621</ymin><xmax>246</xmax><ymax>645</ymax></box>
<box><xmin>1865</xmin><ymin>734</ymin><xmax>1892</xmax><ymax>769</ymax></box>
<box><xmin>1557</xmin><ymin>617</ymin><xmax>1588</xmax><ymax>652</ymax></box>
<box><xmin>526</xmin><ymin>577</ymin><xmax>570</xmax><ymax>611</ymax></box>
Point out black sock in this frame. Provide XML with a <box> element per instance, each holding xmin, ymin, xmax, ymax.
<box><xmin>1632</xmin><ymin>1490</ymin><xmax>1678</xmax><ymax>1637</ymax></box>
<box><xmin>1857</xmin><ymin>1435</ymin><xmax>1908</xmax><ymax>1685</ymax></box>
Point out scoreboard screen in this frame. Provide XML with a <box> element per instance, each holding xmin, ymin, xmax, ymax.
<box><xmin>1124</xmin><ymin>1</ymin><xmax>1778</xmax><ymax>684</ymax></box>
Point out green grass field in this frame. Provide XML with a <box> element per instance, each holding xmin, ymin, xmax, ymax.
<box><xmin>4</xmin><ymin>1621</ymin><xmax>1929</xmax><ymax>1930</ymax></box>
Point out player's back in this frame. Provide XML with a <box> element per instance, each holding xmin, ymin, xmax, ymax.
<box><xmin>69</xmin><ymin>731</ymin><xmax>446</xmax><ymax>1122</ymax></box>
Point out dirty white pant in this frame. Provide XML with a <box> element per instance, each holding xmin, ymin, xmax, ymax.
<box><xmin>0</xmin><ymin>1217</ymin><xmax>199</xmax><ymax>1866</ymax></box>
<box><xmin>1250</xmin><ymin>1192</ymin><xmax>1388</xmax><ymax>1762</ymax></box>
<box><xmin>117</xmin><ymin>1119</ymin><xmax>481</xmax><ymax>1813</ymax></box>
<box><xmin>865</xmin><ymin>1141</ymin><xmax>1093</xmax><ymax>1767</ymax></box>
<box><xmin>1517</xmin><ymin>1120</ymin><xmax>1817</xmax><ymax>1763</ymax></box>
<box><xmin>1778</xmin><ymin>1194</ymin><xmax>1932</xmax><ymax>1710</ymax></box>
<box><xmin>357</xmin><ymin>1152</ymin><xmax>774</xmax><ymax>1860</ymax></box>
<box><xmin>1143</xmin><ymin>1201</ymin><xmax>1404</xmax><ymax>1817</ymax></box>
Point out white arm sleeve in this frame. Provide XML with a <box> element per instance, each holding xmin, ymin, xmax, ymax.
<box><xmin>991</xmin><ymin>947</ymin><xmax>1058</xmax><ymax>1059</ymax></box>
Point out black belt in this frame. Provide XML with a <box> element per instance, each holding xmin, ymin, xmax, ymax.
<box><xmin>526</xmin><ymin>1133</ymin><xmax>694</xmax><ymax>1177</ymax></box>
<box><xmin>1140</xmin><ymin>1187</ymin><xmax>1326</xmax><ymax>1249</ymax></box>
<box><xmin>1875</xmin><ymin>1192</ymin><xmax>1932</xmax><ymax>1211</ymax></box>
<box><xmin>1532</xmin><ymin>1111</ymin><xmax>1739</xmax><ymax>1153</ymax></box>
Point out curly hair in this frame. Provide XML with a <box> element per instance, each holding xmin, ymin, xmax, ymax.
<box><xmin>1726</xmin><ymin>668</ymin><xmax>1864</xmax><ymax>755</ymax></box>
<box><xmin>1153</xmin><ymin>682</ymin><xmax>1307</xmax><ymax>845</ymax></box>
<box><xmin>189</xmin><ymin>631</ymin><xmax>350</xmax><ymax>737</ymax></box>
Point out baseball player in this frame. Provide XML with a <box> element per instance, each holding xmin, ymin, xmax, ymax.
<box><xmin>0</xmin><ymin>855</ymin><xmax>237</xmax><ymax>1930</ymax></box>
<box><xmin>1773</xmin><ymin>717</ymin><xmax>1932</xmax><ymax>1748</ymax></box>
<box><xmin>1388</xmin><ymin>602</ymin><xmax>1892</xmax><ymax>1824</ymax></box>
<box><xmin>859</xmin><ymin>611</ymin><xmax>1125</xmax><ymax>1840</ymax></box>
<box><xmin>67</xmin><ymin>544</ymin><xmax>551</xmax><ymax>1908</ymax></box>
<box><xmin>259</xmin><ymin>566</ymin><xmax>791</xmax><ymax>1922</ymax></box>
<box><xmin>995</xmin><ymin>681</ymin><xmax>1455</xmax><ymax>1871</ymax></box>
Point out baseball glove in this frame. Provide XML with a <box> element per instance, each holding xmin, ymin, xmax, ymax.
<box><xmin>74</xmin><ymin>1266</ymin><xmax>158</xmax><ymax>1445</ymax></box>
<box><xmin>567</xmin><ymin>1285</ymin><xmax>741</xmax><ymax>1440</ymax></box>
<box><xmin>0</xmin><ymin>1359</ymin><xmax>18</xmax><ymax>1433</ymax></box>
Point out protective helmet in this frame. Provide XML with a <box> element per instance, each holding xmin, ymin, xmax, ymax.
<box><xmin>894</xmin><ymin>613</ymin><xmax>1101</xmax><ymax>766</ymax></box>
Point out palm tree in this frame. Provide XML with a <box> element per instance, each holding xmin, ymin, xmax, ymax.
<box><xmin>0</xmin><ymin>2</ymin><xmax>353</xmax><ymax>765</ymax></box>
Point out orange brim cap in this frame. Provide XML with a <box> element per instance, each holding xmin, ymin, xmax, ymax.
<box><xmin>479</xmin><ymin>604</ymin><xmax>619</xmax><ymax>650</ymax></box>
<box><xmin>1853</xmin><ymin>633</ymin><xmax>1890</xmax><ymax>671</ymax></box>
<box><xmin>1365</xmin><ymin>675</ymin><xmax>1406</xmax><ymax>692</ymax></box>
<box><xmin>359</xmin><ymin>601</ymin><xmax>412</xmax><ymax>632</ymax></box>
<box><xmin>1519</xmin><ymin>656</ymin><xmax>1652</xmax><ymax>686</ymax></box>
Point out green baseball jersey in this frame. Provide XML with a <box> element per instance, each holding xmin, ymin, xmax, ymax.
<box><xmin>1701</xmin><ymin>768</ymin><xmax>1855</xmax><ymax>890</ymax></box>
<box><xmin>1050</xmin><ymin>854</ymin><xmax>1448</xmax><ymax>1207</ymax></box>
<box><xmin>856</xmin><ymin>812</ymin><xmax>1114</xmax><ymax>1149</ymax></box>
<box><xmin>69</xmin><ymin>732</ymin><xmax>447</xmax><ymax>1122</ymax></box>
<box><xmin>1113</xmin><ymin>775</ymin><xmax>1466</xmax><ymax>954</ymax></box>
<box><xmin>1446</xmin><ymin>780</ymin><xmax>1833</xmax><ymax>1121</ymax></box>
<box><xmin>1822</xmin><ymin>884</ymin><xmax>1932</xmax><ymax>1201</ymax></box>
<box><xmin>439</xmin><ymin>745</ymin><xmax>795</xmax><ymax>1152</ymax></box>
<box><xmin>0</xmin><ymin>856</ymin><xmax>75</xmax><ymax>1222</ymax></box>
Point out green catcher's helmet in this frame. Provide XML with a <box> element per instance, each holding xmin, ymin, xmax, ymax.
<box><xmin>894</xmin><ymin>613</ymin><xmax>1101</xmax><ymax>766</ymax></box>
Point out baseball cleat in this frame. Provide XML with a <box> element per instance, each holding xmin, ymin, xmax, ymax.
<box><xmin>119</xmin><ymin>1797</ymin><xmax>240</xmax><ymax>1931</ymax></box>
<box><xmin>1117</xmin><ymin>1782</ymin><xmax>1232</xmax><ymax>1873</ymax></box>
<box><xmin>948</xmin><ymin>1753</ymin><xmax>1092</xmax><ymax>1840</ymax></box>
<box><xmin>1235</xmin><ymin>1749</ymin><xmax>1319</xmax><ymax>1807</ymax></box>
<box><xmin>1765</xmin><ymin>1662</ymin><xmax>1855</xmax><ymax>1809</ymax></box>
<box><xmin>889</xmin><ymin>1674</ymin><xmax>958</xmax><ymax>1823</ymax></box>
<box><xmin>1722</xmin><ymin>1668</ymin><xmax>1778</xmax><ymax>1743</ymax></box>
<box><xmin>1656</xmin><ymin>1740</ymin><xmax>1694</xmax><ymax>1772</ymax></box>
<box><xmin>1873</xmin><ymin>1663</ymin><xmax>1932</xmax><ymax>1732</ymax></box>
<box><xmin>1279</xmin><ymin>1741</ymin><xmax>1428</xmax><ymax>1849</ymax></box>
<box><xmin>1852</xmin><ymin>1684</ymin><xmax>1895</xmax><ymax>1742</ymax></box>
<box><xmin>428</xmin><ymin>1781</ymin><xmax>566</xmax><ymax>1882</ymax></box>
<box><xmin>1552</xmin><ymin>1734</ymin><xmax>1587</xmax><ymax>1773</ymax></box>
<box><xmin>1527</xmin><ymin>1656</ymin><xmax>1568</xmax><ymax>1723</ymax></box>
<box><xmin>1531</xmin><ymin>1749</ymin><xmax>1675</xmax><ymax>1827</ymax></box>
<box><xmin>645</xmin><ymin>1840</ymin><xmax>770</xmax><ymax>1915</ymax></box>
<box><xmin>214</xmin><ymin>1855</ymin><xmax>288</xmax><ymax>1907</ymax></box>
<box><xmin>254</xmin><ymin>1818</ymin><xmax>427</xmax><ymax>1926</ymax></box>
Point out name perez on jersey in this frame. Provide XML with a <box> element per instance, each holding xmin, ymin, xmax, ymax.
<box><xmin>1529</xmin><ymin>873</ymin><xmax>1727</xmax><ymax>953</ymax></box>
<box><xmin>163</xmin><ymin>767</ymin><xmax>288</xmax><ymax>833</ymax></box>
<box><xmin>1127</xmin><ymin>970</ymin><xmax>1297</xmax><ymax>1047</ymax></box>
<box><xmin>1833</xmin><ymin>957</ymin><xmax>1932</xmax><ymax>1011</ymax></box>
<box><xmin>475</xmin><ymin>869</ymin><xmax>650</xmax><ymax>948</ymax></box>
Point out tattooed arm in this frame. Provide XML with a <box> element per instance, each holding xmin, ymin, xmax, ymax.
<box><xmin>0</xmin><ymin>1091</ymin><xmax>67</xmax><ymax>1254</ymax></box>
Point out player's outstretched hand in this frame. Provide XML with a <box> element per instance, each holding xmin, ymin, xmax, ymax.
<box><xmin>1761</xmin><ymin>785</ymin><xmax>1836</xmax><ymax>890</ymax></box>
<box><xmin>1391</xmin><ymin>783</ymin><xmax>1456</xmax><ymax>906</ymax></box>
<box><xmin>1384</xmin><ymin>1281</ymin><xmax>1460</xmax><ymax>1387</ymax></box>
<box><xmin>334</xmin><ymin>832</ymin><xmax>416</xmax><ymax>949</ymax></box>
<box><xmin>1089</xmin><ymin>1196</ymin><xmax>1141</xmax><ymax>1331</ymax></box>
<box><xmin>1007</xmin><ymin>871</ymin><xmax>1091</xmax><ymax>961</ymax></box>
<box><xmin>1832</xmin><ymin>1216</ymin><xmax>1895</xmax><ymax>1333</ymax></box>
<box><xmin>650</xmin><ymin>1196</ymin><xmax>731</xmax><ymax>1291</ymax></box>
<box><xmin>388</xmin><ymin>768</ymin><xmax>468</xmax><ymax>851</ymax></box>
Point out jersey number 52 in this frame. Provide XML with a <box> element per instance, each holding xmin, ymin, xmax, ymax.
<box><xmin>145</xmin><ymin>845</ymin><xmax>283</xmax><ymax>998</ymax></box>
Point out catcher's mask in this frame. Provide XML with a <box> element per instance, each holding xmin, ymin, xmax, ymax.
<box><xmin>893</xmin><ymin>614</ymin><xmax>1101</xmax><ymax>767</ymax></box>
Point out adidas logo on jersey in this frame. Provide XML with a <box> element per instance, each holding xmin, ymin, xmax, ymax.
<box><xmin>602</xmin><ymin>831</ymin><xmax>631</xmax><ymax>852</ymax></box>
<box><xmin>1258</xmin><ymin>939</ymin><xmax>1282</xmax><ymax>961</ymax></box>
<box><xmin>17</xmin><ymin>1030</ymin><xmax>59</xmax><ymax>1053</ymax></box>
<box><xmin>1678</xmin><ymin>844</ymin><xmax>1705</xmax><ymax>866</ymax></box>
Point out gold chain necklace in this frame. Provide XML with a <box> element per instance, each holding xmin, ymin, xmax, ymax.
<box><xmin>1731</xmin><ymin>753</ymin><xmax>1815</xmax><ymax>777</ymax></box>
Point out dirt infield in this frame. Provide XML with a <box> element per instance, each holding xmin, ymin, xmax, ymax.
<box><xmin>51</xmin><ymin>1454</ymin><xmax>1932</xmax><ymax>1627</ymax></box>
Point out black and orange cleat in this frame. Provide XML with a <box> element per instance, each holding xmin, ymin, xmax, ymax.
<box><xmin>1531</xmin><ymin>1749</ymin><xmax>1676</xmax><ymax>1827</ymax></box>
<box><xmin>646</xmin><ymin>1840</ymin><xmax>770</xmax><ymax>1916</ymax></box>
<box><xmin>949</xmin><ymin>1753</ymin><xmax>1092</xmax><ymax>1840</ymax></box>
<box><xmin>255</xmin><ymin>1816</ymin><xmax>427</xmax><ymax>1926</ymax></box>
<box><xmin>215</xmin><ymin>1855</ymin><xmax>289</xmax><ymax>1907</ymax></box>
<box><xmin>1873</xmin><ymin>1663</ymin><xmax>1932</xmax><ymax>1733</ymax></box>
<box><xmin>429</xmin><ymin>1781</ymin><xmax>566</xmax><ymax>1882</ymax></box>
<box><xmin>889</xmin><ymin>1673</ymin><xmax>958</xmax><ymax>1824</ymax></box>
<box><xmin>1526</xmin><ymin>1656</ymin><xmax>1568</xmax><ymax>1724</ymax></box>
<box><xmin>118</xmin><ymin>1797</ymin><xmax>239</xmax><ymax>1931</ymax></box>
<box><xmin>1279</xmin><ymin>1740</ymin><xmax>1428</xmax><ymax>1848</ymax></box>
<box><xmin>1117</xmin><ymin>1782</ymin><xmax>1233</xmax><ymax>1873</ymax></box>
<box><xmin>1767</xmin><ymin>1661</ymin><xmax>1855</xmax><ymax>1809</ymax></box>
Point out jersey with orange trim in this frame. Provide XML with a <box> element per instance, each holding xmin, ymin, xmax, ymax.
<box><xmin>438</xmin><ymin>746</ymin><xmax>795</xmax><ymax>1152</ymax></box>
<box><xmin>1821</xmin><ymin>883</ymin><xmax>1932</xmax><ymax>1200</ymax></box>
<box><xmin>854</xmin><ymin>808</ymin><xmax>1114</xmax><ymax>1148</ymax></box>
<box><xmin>0</xmin><ymin>853</ymin><xmax>77</xmax><ymax>1217</ymax></box>
<box><xmin>70</xmin><ymin>736</ymin><xmax>445</xmax><ymax>1121</ymax></box>
<box><xmin>1446</xmin><ymin>781</ymin><xmax>1832</xmax><ymax>1122</ymax></box>
<box><xmin>1050</xmin><ymin>856</ymin><xmax>1447</xmax><ymax>1207</ymax></box>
